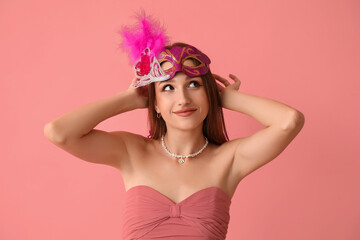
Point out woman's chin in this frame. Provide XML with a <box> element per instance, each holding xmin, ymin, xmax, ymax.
<box><xmin>167</xmin><ymin>121</ymin><xmax>204</xmax><ymax>132</ymax></box>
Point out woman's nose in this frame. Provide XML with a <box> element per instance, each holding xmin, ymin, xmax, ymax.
<box><xmin>177</xmin><ymin>87</ymin><xmax>191</xmax><ymax>105</ymax></box>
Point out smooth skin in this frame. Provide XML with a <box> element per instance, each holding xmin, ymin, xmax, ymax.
<box><xmin>44</xmin><ymin>65</ymin><xmax>305</xmax><ymax>204</ymax></box>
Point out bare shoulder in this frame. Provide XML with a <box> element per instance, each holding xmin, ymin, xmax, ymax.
<box><xmin>215</xmin><ymin>138</ymin><xmax>244</xmax><ymax>158</ymax></box>
<box><xmin>226</xmin><ymin>118</ymin><xmax>304</xmax><ymax>182</ymax></box>
<box><xmin>111</xmin><ymin>131</ymin><xmax>151</xmax><ymax>157</ymax></box>
<box><xmin>111</xmin><ymin>131</ymin><xmax>148</xmax><ymax>146</ymax></box>
<box><xmin>111</xmin><ymin>131</ymin><xmax>154</xmax><ymax>170</ymax></box>
<box><xmin>215</xmin><ymin>138</ymin><xmax>246</xmax><ymax>180</ymax></box>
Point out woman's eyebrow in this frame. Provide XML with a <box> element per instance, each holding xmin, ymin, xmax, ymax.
<box><xmin>158</xmin><ymin>79</ymin><xmax>174</xmax><ymax>86</ymax></box>
<box><xmin>158</xmin><ymin>76</ymin><xmax>200</xmax><ymax>86</ymax></box>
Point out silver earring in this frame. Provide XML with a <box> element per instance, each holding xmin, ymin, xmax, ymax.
<box><xmin>157</xmin><ymin>112</ymin><xmax>161</xmax><ymax>118</ymax></box>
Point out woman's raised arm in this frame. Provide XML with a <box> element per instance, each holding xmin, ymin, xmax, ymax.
<box><xmin>214</xmin><ymin>73</ymin><xmax>305</xmax><ymax>180</ymax></box>
<box><xmin>43</xmin><ymin>79</ymin><xmax>148</xmax><ymax>170</ymax></box>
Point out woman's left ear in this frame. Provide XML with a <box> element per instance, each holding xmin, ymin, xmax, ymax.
<box><xmin>154</xmin><ymin>100</ymin><xmax>159</xmax><ymax>113</ymax></box>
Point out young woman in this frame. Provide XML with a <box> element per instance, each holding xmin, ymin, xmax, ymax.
<box><xmin>44</xmin><ymin>41</ymin><xmax>304</xmax><ymax>239</ymax></box>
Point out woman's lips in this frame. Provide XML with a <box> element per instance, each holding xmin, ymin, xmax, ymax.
<box><xmin>173</xmin><ymin>108</ymin><xmax>197</xmax><ymax>117</ymax></box>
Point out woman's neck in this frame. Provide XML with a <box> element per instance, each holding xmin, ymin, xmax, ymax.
<box><xmin>162</xmin><ymin>129</ymin><xmax>207</xmax><ymax>156</ymax></box>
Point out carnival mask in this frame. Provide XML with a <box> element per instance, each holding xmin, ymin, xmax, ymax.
<box><xmin>120</xmin><ymin>15</ymin><xmax>211</xmax><ymax>88</ymax></box>
<box><xmin>157</xmin><ymin>45</ymin><xmax>211</xmax><ymax>80</ymax></box>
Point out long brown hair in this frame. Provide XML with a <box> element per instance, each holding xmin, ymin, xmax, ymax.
<box><xmin>148</xmin><ymin>42</ymin><xmax>229</xmax><ymax>145</ymax></box>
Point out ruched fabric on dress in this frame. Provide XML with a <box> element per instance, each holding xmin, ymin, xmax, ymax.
<box><xmin>121</xmin><ymin>185</ymin><xmax>232</xmax><ymax>240</ymax></box>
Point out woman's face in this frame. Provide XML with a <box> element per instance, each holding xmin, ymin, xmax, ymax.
<box><xmin>154</xmin><ymin>59</ymin><xmax>209</xmax><ymax>132</ymax></box>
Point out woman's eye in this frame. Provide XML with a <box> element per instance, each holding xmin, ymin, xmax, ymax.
<box><xmin>189</xmin><ymin>81</ymin><xmax>201</xmax><ymax>88</ymax></box>
<box><xmin>162</xmin><ymin>84</ymin><xmax>173</xmax><ymax>91</ymax></box>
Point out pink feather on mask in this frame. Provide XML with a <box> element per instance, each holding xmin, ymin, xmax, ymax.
<box><xmin>119</xmin><ymin>13</ymin><xmax>170</xmax><ymax>64</ymax></box>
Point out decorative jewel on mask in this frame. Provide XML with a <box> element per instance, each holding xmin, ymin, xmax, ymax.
<box><xmin>133</xmin><ymin>48</ymin><xmax>170</xmax><ymax>88</ymax></box>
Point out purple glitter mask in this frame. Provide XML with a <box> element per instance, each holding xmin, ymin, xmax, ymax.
<box><xmin>157</xmin><ymin>45</ymin><xmax>211</xmax><ymax>79</ymax></box>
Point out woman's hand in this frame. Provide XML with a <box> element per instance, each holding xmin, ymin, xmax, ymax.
<box><xmin>213</xmin><ymin>73</ymin><xmax>241</xmax><ymax>108</ymax></box>
<box><xmin>126</xmin><ymin>77</ymin><xmax>149</xmax><ymax>109</ymax></box>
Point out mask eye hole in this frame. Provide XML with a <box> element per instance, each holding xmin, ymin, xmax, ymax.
<box><xmin>183</xmin><ymin>57</ymin><xmax>201</xmax><ymax>67</ymax></box>
<box><xmin>160</xmin><ymin>61</ymin><xmax>174</xmax><ymax>71</ymax></box>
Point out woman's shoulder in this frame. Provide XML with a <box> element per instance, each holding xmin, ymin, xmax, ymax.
<box><xmin>112</xmin><ymin>131</ymin><xmax>149</xmax><ymax>144</ymax></box>
<box><xmin>210</xmin><ymin>137</ymin><xmax>247</xmax><ymax>158</ymax></box>
<box><xmin>111</xmin><ymin>131</ymin><xmax>157</xmax><ymax>151</ymax></box>
<box><xmin>215</xmin><ymin>137</ymin><xmax>244</xmax><ymax>150</ymax></box>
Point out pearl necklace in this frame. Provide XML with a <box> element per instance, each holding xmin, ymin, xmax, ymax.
<box><xmin>161</xmin><ymin>135</ymin><xmax>209</xmax><ymax>164</ymax></box>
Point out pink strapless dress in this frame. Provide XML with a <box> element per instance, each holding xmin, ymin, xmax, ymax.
<box><xmin>121</xmin><ymin>185</ymin><xmax>232</xmax><ymax>240</ymax></box>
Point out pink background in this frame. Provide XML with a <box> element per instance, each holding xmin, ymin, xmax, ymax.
<box><xmin>1</xmin><ymin>0</ymin><xmax>359</xmax><ymax>239</ymax></box>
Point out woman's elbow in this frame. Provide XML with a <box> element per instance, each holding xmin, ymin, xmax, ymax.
<box><xmin>44</xmin><ymin>122</ymin><xmax>66</xmax><ymax>144</ymax></box>
<box><xmin>282</xmin><ymin>110</ymin><xmax>305</xmax><ymax>131</ymax></box>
